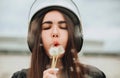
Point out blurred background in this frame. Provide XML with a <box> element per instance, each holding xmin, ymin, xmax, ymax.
<box><xmin>0</xmin><ymin>0</ymin><xmax>120</xmax><ymax>78</ymax></box>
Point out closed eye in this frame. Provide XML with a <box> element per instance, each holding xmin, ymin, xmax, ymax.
<box><xmin>58</xmin><ymin>21</ymin><xmax>67</xmax><ymax>30</ymax></box>
<box><xmin>42</xmin><ymin>21</ymin><xmax>52</xmax><ymax>30</ymax></box>
<box><xmin>59</xmin><ymin>23</ymin><xmax>67</xmax><ymax>29</ymax></box>
<box><xmin>42</xmin><ymin>24</ymin><xmax>51</xmax><ymax>30</ymax></box>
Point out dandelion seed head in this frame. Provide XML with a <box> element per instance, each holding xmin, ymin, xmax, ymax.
<box><xmin>49</xmin><ymin>45</ymin><xmax>65</xmax><ymax>57</ymax></box>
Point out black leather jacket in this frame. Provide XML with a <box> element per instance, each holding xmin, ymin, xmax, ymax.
<box><xmin>11</xmin><ymin>64</ymin><xmax>106</xmax><ymax>78</ymax></box>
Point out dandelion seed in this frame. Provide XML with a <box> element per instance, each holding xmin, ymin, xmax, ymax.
<box><xmin>39</xmin><ymin>43</ymin><xmax>43</xmax><ymax>46</ymax></box>
<box><xmin>73</xmin><ymin>58</ymin><xmax>76</xmax><ymax>61</ymax></box>
<box><xmin>73</xmin><ymin>58</ymin><xmax>79</xmax><ymax>64</ymax></box>
<box><xmin>49</xmin><ymin>45</ymin><xmax>65</xmax><ymax>57</ymax></box>
<box><xmin>71</xmin><ymin>49</ymin><xmax>75</xmax><ymax>53</ymax></box>
<box><xmin>73</xmin><ymin>58</ymin><xmax>77</xmax><ymax>63</ymax></box>
<box><xmin>70</xmin><ymin>66</ymin><xmax>74</xmax><ymax>72</ymax></box>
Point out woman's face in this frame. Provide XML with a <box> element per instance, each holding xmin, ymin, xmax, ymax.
<box><xmin>41</xmin><ymin>10</ymin><xmax>68</xmax><ymax>58</ymax></box>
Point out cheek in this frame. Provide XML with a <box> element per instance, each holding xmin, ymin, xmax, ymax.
<box><xmin>60</xmin><ymin>31</ymin><xmax>68</xmax><ymax>48</ymax></box>
<box><xmin>41</xmin><ymin>31</ymin><xmax>51</xmax><ymax>52</ymax></box>
<box><xmin>42</xmin><ymin>30</ymin><xmax>52</xmax><ymax>41</ymax></box>
<box><xmin>42</xmin><ymin>32</ymin><xmax>47</xmax><ymax>44</ymax></box>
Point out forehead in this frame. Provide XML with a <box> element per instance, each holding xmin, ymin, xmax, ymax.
<box><xmin>43</xmin><ymin>10</ymin><xmax>65</xmax><ymax>22</ymax></box>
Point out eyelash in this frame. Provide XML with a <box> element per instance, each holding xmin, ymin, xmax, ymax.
<box><xmin>59</xmin><ymin>26</ymin><xmax>67</xmax><ymax>30</ymax></box>
<box><xmin>42</xmin><ymin>25</ymin><xmax>67</xmax><ymax>30</ymax></box>
<box><xmin>42</xmin><ymin>25</ymin><xmax>51</xmax><ymax>30</ymax></box>
<box><xmin>43</xmin><ymin>27</ymin><xmax>50</xmax><ymax>30</ymax></box>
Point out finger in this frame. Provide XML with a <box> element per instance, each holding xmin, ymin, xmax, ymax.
<box><xmin>44</xmin><ymin>68</ymin><xmax>59</xmax><ymax>75</ymax></box>
<box><xmin>44</xmin><ymin>73</ymin><xmax>56</xmax><ymax>78</ymax></box>
<box><xmin>43</xmin><ymin>72</ymin><xmax>49</xmax><ymax>78</ymax></box>
<box><xmin>43</xmin><ymin>69</ymin><xmax>58</xmax><ymax>78</ymax></box>
<box><xmin>48</xmin><ymin>74</ymin><xmax>57</xmax><ymax>78</ymax></box>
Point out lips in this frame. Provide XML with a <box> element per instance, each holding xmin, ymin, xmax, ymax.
<box><xmin>53</xmin><ymin>41</ymin><xmax>59</xmax><ymax>46</ymax></box>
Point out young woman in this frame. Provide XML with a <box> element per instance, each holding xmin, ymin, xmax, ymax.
<box><xmin>12</xmin><ymin>0</ymin><xmax>106</xmax><ymax>78</ymax></box>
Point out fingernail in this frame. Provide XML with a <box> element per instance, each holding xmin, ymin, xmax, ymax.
<box><xmin>54</xmin><ymin>68</ymin><xmax>59</xmax><ymax>71</ymax></box>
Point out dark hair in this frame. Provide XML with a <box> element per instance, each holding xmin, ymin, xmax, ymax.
<box><xmin>28</xmin><ymin>9</ymin><xmax>85</xmax><ymax>78</ymax></box>
<box><xmin>28</xmin><ymin>6</ymin><xmax>83</xmax><ymax>53</ymax></box>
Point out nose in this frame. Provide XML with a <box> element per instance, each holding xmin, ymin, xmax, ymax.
<box><xmin>51</xmin><ymin>27</ymin><xmax>59</xmax><ymax>38</ymax></box>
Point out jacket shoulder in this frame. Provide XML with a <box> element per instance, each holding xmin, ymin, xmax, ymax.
<box><xmin>83</xmin><ymin>64</ymin><xmax>106</xmax><ymax>78</ymax></box>
<box><xmin>11</xmin><ymin>69</ymin><xmax>28</xmax><ymax>78</ymax></box>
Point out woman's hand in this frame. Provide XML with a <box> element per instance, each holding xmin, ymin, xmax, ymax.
<box><xmin>43</xmin><ymin>68</ymin><xmax>59</xmax><ymax>78</ymax></box>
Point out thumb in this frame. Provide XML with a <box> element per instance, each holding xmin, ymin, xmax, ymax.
<box><xmin>53</xmin><ymin>68</ymin><xmax>59</xmax><ymax>74</ymax></box>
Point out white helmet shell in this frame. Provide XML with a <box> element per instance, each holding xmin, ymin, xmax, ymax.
<box><xmin>28</xmin><ymin>0</ymin><xmax>81</xmax><ymax>23</ymax></box>
<box><xmin>28</xmin><ymin>0</ymin><xmax>83</xmax><ymax>52</ymax></box>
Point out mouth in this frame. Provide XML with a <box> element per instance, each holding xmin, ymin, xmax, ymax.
<box><xmin>53</xmin><ymin>41</ymin><xmax>60</xmax><ymax>47</ymax></box>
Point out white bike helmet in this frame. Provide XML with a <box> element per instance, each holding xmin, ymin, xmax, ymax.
<box><xmin>27</xmin><ymin>0</ymin><xmax>83</xmax><ymax>52</ymax></box>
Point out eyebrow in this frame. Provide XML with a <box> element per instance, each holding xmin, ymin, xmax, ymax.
<box><xmin>58</xmin><ymin>21</ymin><xmax>67</xmax><ymax>24</ymax></box>
<box><xmin>42</xmin><ymin>21</ymin><xmax>52</xmax><ymax>25</ymax></box>
<box><xmin>42</xmin><ymin>21</ymin><xmax>67</xmax><ymax>25</ymax></box>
